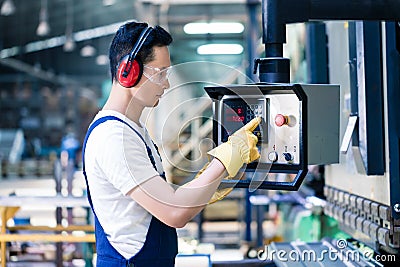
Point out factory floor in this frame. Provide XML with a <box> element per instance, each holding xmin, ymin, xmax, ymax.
<box><xmin>5</xmin><ymin>250</ymin><xmax>268</xmax><ymax>267</ymax></box>
<box><xmin>1</xmin><ymin>176</ymin><xmax>271</xmax><ymax>267</ymax></box>
<box><xmin>7</xmin><ymin>264</ymin><xmax>55</xmax><ymax>267</ymax></box>
<box><xmin>3</xmin><ymin>221</ymin><xmax>258</xmax><ymax>266</ymax></box>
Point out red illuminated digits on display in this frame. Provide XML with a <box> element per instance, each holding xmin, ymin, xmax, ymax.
<box><xmin>226</xmin><ymin>116</ymin><xmax>244</xmax><ymax>122</ymax></box>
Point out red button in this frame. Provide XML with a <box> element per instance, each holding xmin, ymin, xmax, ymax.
<box><xmin>275</xmin><ymin>114</ymin><xmax>287</xmax><ymax>127</ymax></box>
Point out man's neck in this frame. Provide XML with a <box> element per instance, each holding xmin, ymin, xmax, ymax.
<box><xmin>102</xmin><ymin>85</ymin><xmax>144</xmax><ymax>126</ymax></box>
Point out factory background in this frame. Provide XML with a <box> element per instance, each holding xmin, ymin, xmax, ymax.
<box><xmin>0</xmin><ymin>0</ymin><xmax>399</xmax><ymax>266</ymax></box>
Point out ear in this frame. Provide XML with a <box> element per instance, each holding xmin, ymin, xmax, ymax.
<box><xmin>116</xmin><ymin>56</ymin><xmax>143</xmax><ymax>88</ymax></box>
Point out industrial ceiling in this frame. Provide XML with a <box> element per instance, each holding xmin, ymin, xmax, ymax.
<box><xmin>0</xmin><ymin>0</ymin><xmax>261</xmax><ymax>88</ymax></box>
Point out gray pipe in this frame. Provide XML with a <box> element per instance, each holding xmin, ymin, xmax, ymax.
<box><xmin>258</xmin><ymin>0</ymin><xmax>400</xmax><ymax>83</ymax></box>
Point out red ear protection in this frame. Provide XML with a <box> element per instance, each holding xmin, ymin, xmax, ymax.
<box><xmin>116</xmin><ymin>26</ymin><xmax>153</xmax><ymax>88</ymax></box>
<box><xmin>117</xmin><ymin>55</ymin><xmax>143</xmax><ymax>87</ymax></box>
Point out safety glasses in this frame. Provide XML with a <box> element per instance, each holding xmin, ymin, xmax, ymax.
<box><xmin>143</xmin><ymin>65</ymin><xmax>172</xmax><ymax>85</ymax></box>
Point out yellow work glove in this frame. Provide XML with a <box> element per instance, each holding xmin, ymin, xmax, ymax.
<box><xmin>207</xmin><ymin>117</ymin><xmax>261</xmax><ymax>178</ymax></box>
<box><xmin>195</xmin><ymin>117</ymin><xmax>261</xmax><ymax>204</ymax></box>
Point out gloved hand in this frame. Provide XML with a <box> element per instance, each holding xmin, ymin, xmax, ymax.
<box><xmin>194</xmin><ymin>117</ymin><xmax>261</xmax><ymax>204</ymax></box>
<box><xmin>207</xmin><ymin>117</ymin><xmax>261</xmax><ymax>177</ymax></box>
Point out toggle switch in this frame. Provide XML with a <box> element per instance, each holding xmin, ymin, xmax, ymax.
<box><xmin>275</xmin><ymin>114</ymin><xmax>288</xmax><ymax>127</ymax></box>
<box><xmin>283</xmin><ymin>152</ymin><xmax>293</xmax><ymax>162</ymax></box>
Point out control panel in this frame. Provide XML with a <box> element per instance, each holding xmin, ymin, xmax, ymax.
<box><xmin>205</xmin><ymin>83</ymin><xmax>340</xmax><ymax>190</ymax></box>
<box><xmin>219</xmin><ymin>94</ymin><xmax>301</xmax><ymax>166</ymax></box>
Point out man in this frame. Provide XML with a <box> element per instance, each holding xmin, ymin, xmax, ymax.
<box><xmin>82</xmin><ymin>21</ymin><xmax>260</xmax><ymax>267</ymax></box>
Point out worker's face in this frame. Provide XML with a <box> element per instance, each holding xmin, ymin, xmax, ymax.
<box><xmin>133</xmin><ymin>46</ymin><xmax>171</xmax><ymax>107</ymax></box>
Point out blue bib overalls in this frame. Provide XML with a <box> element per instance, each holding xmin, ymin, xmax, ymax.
<box><xmin>82</xmin><ymin>116</ymin><xmax>178</xmax><ymax>266</ymax></box>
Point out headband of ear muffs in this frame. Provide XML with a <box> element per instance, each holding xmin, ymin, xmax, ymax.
<box><xmin>116</xmin><ymin>26</ymin><xmax>153</xmax><ymax>88</ymax></box>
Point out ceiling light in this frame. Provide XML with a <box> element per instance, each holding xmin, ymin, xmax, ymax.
<box><xmin>103</xmin><ymin>0</ymin><xmax>116</xmax><ymax>6</ymax></box>
<box><xmin>184</xmin><ymin>22</ymin><xmax>244</xmax><ymax>34</ymax></box>
<box><xmin>1</xmin><ymin>0</ymin><xmax>15</xmax><ymax>16</ymax></box>
<box><xmin>96</xmin><ymin>55</ymin><xmax>109</xmax><ymax>65</ymax></box>
<box><xmin>80</xmin><ymin>44</ymin><xmax>96</xmax><ymax>57</ymax></box>
<box><xmin>63</xmin><ymin>35</ymin><xmax>75</xmax><ymax>52</ymax></box>
<box><xmin>36</xmin><ymin>0</ymin><xmax>50</xmax><ymax>36</ymax></box>
<box><xmin>63</xmin><ymin>0</ymin><xmax>75</xmax><ymax>52</ymax></box>
<box><xmin>197</xmin><ymin>44</ymin><xmax>244</xmax><ymax>55</ymax></box>
<box><xmin>37</xmin><ymin>20</ymin><xmax>50</xmax><ymax>36</ymax></box>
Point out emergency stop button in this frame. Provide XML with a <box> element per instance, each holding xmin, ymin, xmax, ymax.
<box><xmin>275</xmin><ymin>114</ymin><xmax>288</xmax><ymax>127</ymax></box>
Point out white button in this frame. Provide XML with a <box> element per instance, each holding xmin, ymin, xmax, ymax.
<box><xmin>268</xmin><ymin>151</ymin><xmax>278</xmax><ymax>162</ymax></box>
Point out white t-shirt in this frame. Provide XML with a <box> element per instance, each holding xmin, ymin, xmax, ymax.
<box><xmin>84</xmin><ymin>110</ymin><xmax>164</xmax><ymax>259</ymax></box>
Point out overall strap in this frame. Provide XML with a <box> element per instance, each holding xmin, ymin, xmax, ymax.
<box><xmin>82</xmin><ymin>115</ymin><xmax>161</xmax><ymax>210</ymax></box>
<box><xmin>82</xmin><ymin>115</ymin><xmax>176</xmax><ymax>266</ymax></box>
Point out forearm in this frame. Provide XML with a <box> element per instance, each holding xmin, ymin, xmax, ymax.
<box><xmin>129</xmin><ymin>159</ymin><xmax>226</xmax><ymax>228</ymax></box>
<box><xmin>169</xmin><ymin>159</ymin><xmax>226</xmax><ymax>223</ymax></box>
<box><xmin>175</xmin><ymin>159</ymin><xmax>225</xmax><ymax>205</ymax></box>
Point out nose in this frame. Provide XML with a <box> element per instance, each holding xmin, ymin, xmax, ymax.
<box><xmin>163</xmin><ymin>78</ymin><xmax>170</xmax><ymax>90</ymax></box>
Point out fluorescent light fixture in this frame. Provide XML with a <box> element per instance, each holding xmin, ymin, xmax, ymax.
<box><xmin>103</xmin><ymin>0</ymin><xmax>116</xmax><ymax>6</ymax></box>
<box><xmin>1</xmin><ymin>0</ymin><xmax>15</xmax><ymax>16</ymax></box>
<box><xmin>25</xmin><ymin>37</ymin><xmax>65</xmax><ymax>53</ymax></box>
<box><xmin>184</xmin><ymin>22</ymin><xmax>244</xmax><ymax>34</ymax></box>
<box><xmin>197</xmin><ymin>44</ymin><xmax>243</xmax><ymax>55</ymax></box>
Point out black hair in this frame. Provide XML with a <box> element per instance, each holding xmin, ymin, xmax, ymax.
<box><xmin>109</xmin><ymin>21</ymin><xmax>173</xmax><ymax>82</ymax></box>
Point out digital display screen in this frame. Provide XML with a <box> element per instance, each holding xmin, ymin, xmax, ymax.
<box><xmin>224</xmin><ymin>107</ymin><xmax>245</xmax><ymax>122</ymax></box>
<box><xmin>221</xmin><ymin>98</ymin><xmax>267</xmax><ymax>143</ymax></box>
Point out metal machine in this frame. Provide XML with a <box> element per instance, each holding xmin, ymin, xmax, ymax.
<box><xmin>323</xmin><ymin>20</ymin><xmax>400</xmax><ymax>257</ymax></box>
<box><xmin>205</xmin><ymin>0</ymin><xmax>400</xmax><ymax>264</ymax></box>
